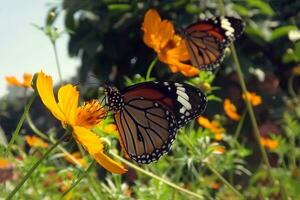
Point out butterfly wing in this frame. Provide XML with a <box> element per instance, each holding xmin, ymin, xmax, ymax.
<box><xmin>182</xmin><ymin>17</ymin><xmax>244</xmax><ymax>70</ymax></box>
<box><xmin>114</xmin><ymin>82</ymin><xmax>207</xmax><ymax>164</ymax></box>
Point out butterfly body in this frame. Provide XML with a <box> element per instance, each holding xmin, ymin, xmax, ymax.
<box><xmin>104</xmin><ymin>82</ymin><xmax>207</xmax><ymax>164</ymax></box>
<box><xmin>180</xmin><ymin>16</ymin><xmax>245</xmax><ymax>70</ymax></box>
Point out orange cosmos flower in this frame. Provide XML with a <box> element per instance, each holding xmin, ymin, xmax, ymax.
<box><xmin>198</xmin><ymin>116</ymin><xmax>225</xmax><ymax>140</ymax></box>
<box><xmin>260</xmin><ymin>137</ymin><xmax>279</xmax><ymax>150</ymax></box>
<box><xmin>64</xmin><ymin>152</ymin><xmax>87</xmax><ymax>168</ymax></box>
<box><xmin>224</xmin><ymin>99</ymin><xmax>240</xmax><ymax>121</ymax></box>
<box><xmin>242</xmin><ymin>91</ymin><xmax>262</xmax><ymax>106</ymax></box>
<box><xmin>142</xmin><ymin>9</ymin><xmax>199</xmax><ymax>77</ymax></box>
<box><xmin>25</xmin><ymin>135</ymin><xmax>49</xmax><ymax>148</ymax></box>
<box><xmin>5</xmin><ymin>73</ymin><xmax>32</xmax><ymax>88</ymax></box>
<box><xmin>36</xmin><ymin>72</ymin><xmax>127</xmax><ymax>174</ymax></box>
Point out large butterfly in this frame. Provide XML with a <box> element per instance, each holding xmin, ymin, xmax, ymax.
<box><xmin>179</xmin><ymin>16</ymin><xmax>245</xmax><ymax>70</ymax></box>
<box><xmin>104</xmin><ymin>82</ymin><xmax>207</xmax><ymax>164</ymax></box>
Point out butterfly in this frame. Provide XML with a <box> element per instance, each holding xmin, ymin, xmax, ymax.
<box><xmin>104</xmin><ymin>81</ymin><xmax>207</xmax><ymax>164</ymax></box>
<box><xmin>179</xmin><ymin>16</ymin><xmax>245</xmax><ymax>70</ymax></box>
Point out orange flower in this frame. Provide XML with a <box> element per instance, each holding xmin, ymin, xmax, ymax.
<box><xmin>198</xmin><ymin>116</ymin><xmax>225</xmax><ymax>140</ymax></box>
<box><xmin>260</xmin><ymin>137</ymin><xmax>279</xmax><ymax>150</ymax></box>
<box><xmin>292</xmin><ymin>65</ymin><xmax>300</xmax><ymax>75</ymax></box>
<box><xmin>25</xmin><ymin>135</ymin><xmax>49</xmax><ymax>148</ymax></box>
<box><xmin>64</xmin><ymin>152</ymin><xmax>87</xmax><ymax>168</ymax></box>
<box><xmin>242</xmin><ymin>91</ymin><xmax>262</xmax><ymax>106</ymax></box>
<box><xmin>5</xmin><ymin>73</ymin><xmax>32</xmax><ymax>88</ymax></box>
<box><xmin>212</xmin><ymin>145</ymin><xmax>225</xmax><ymax>154</ymax></box>
<box><xmin>36</xmin><ymin>72</ymin><xmax>127</xmax><ymax>174</ymax></box>
<box><xmin>142</xmin><ymin>9</ymin><xmax>199</xmax><ymax>77</ymax></box>
<box><xmin>0</xmin><ymin>158</ymin><xmax>14</xmax><ymax>183</ymax></box>
<box><xmin>224</xmin><ymin>99</ymin><xmax>240</xmax><ymax>121</ymax></box>
<box><xmin>211</xmin><ymin>182</ymin><xmax>221</xmax><ymax>190</ymax></box>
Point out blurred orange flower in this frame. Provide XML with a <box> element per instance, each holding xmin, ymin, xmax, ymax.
<box><xmin>0</xmin><ymin>158</ymin><xmax>14</xmax><ymax>183</ymax></box>
<box><xmin>211</xmin><ymin>182</ymin><xmax>221</xmax><ymax>189</ymax></box>
<box><xmin>292</xmin><ymin>65</ymin><xmax>300</xmax><ymax>75</ymax></box>
<box><xmin>260</xmin><ymin>137</ymin><xmax>279</xmax><ymax>150</ymax></box>
<box><xmin>224</xmin><ymin>99</ymin><xmax>240</xmax><ymax>121</ymax></box>
<box><xmin>5</xmin><ymin>73</ymin><xmax>32</xmax><ymax>88</ymax></box>
<box><xmin>242</xmin><ymin>91</ymin><xmax>262</xmax><ymax>106</ymax></box>
<box><xmin>142</xmin><ymin>9</ymin><xmax>199</xmax><ymax>77</ymax></box>
<box><xmin>36</xmin><ymin>72</ymin><xmax>127</xmax><ymax>174</ymax></box>
<box><xmin>25</xmin><ymin>135</ymin><xmax>48</xmax><ymax>148</ymax></box>
<box><xmin>64</xmin><ymin>152</ymin><xmax>87</xmax><ymax>168</ymax></box>
<box><xmin>212</xmin><ymin>145</ymin><xmax>225</xmax><ymax>154</ymax></box>
<box><xmin>198</xmin><ymin>116</ymin><xmax>224</xmax><ymax>140</ymax></box>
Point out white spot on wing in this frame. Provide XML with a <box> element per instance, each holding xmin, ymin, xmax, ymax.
<box><xmin>177</xmin><ymin>86</ymin><xmax>185</xmax><ymax>92</ymax></box>
<box><xmin>177</xmin><ymin>96</ymin><xmax>192</xmax><ymax>110</ymax></box>
<box><xmin>179</xmin><ymin>107</ymin><xmax>186</xmax><ymax>114</ymax></box>
<box><xmin>175</xmin><ymin>83</ymin><xmax>183</xmax><ymax>87</ymax></box>
<box><xmin>176</xmin><ymin>89</ymin><xmax>189</xmax><ymax>101</ymax></box>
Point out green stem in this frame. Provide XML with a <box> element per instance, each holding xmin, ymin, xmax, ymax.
<box><xmin>52</xmin><ymin>42</ymin><xmax>63</xmax><ymax>85</ymax></box>
<box><xmin>26</xmin><ymin>114</ymin><xmax>49</xmax><ymax>141</ymax></box>
<box><xmin>61</xmin><ymin>160</ymin><xmax>96</xmax><ymax>198</ymax></box>
<box><xmin>206</xmin><ymin>164</ymin><xmax>244</xmax><ymax>199</ymax></box>
<box><xmin>6</xmin><ymin>132</ymin><xmax>69</xmax><ymax>200</ymax></box>
<box><xmin>26</xmin><ymin>118</ymin><xmax>84</xmax><ymax>167</ymax></box>
<box><xmin>233</xmin><ymin>109</ymin><xmax>247</xmax><ymax>141</ymax></box>
<box><xmin>6</xmin><ymin>92</ymin><xmax>36</xmax><ymax>154</ymax></box>
<box><xmin>146</xmin><ymin>57</ymin><xmax>158</xmax><ymax>81</ymax></box>
<box><xmin>110</xmin><ymin>151</ymin><xmax>203</xmax><ymax>199</ymax></box>
<box><xmin>217</xmin><ymin>1</ymin><xmax>289</xmax><ymax>198</ymax></box>
<box><xmin>288</xmin><ymin>74</ymin><xmax>298</xmax><ymax>99</ymax></box>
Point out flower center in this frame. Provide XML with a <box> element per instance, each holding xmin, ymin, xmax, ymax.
<box><xmin>76</xmin><ymin>100</ymin><xmax>106</xmax><ymax>128</ymax></box>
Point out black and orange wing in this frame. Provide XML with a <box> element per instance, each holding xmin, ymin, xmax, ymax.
<box><xmin>114</xmin><ymin>81</ymin><xmax>207</xmax><ymax>164</ymax></box>
<box><xmin>181</xmin><ymin>17</ymin><xmax>244</xmax><ymax>70</ymax></box>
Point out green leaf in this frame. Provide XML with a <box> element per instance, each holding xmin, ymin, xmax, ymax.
<box><xmin>270</xmin><ymin>25</ymin><xmax>298</xmax><ymax>41</ymax></box>
<box><xmin>233</xmin><ymin>4</ymin><xmax>250</xmax><ymax>17</ymax></box>
<box><xmin>247</xmin><ymin>0</ymin><xmax>275</xmax><ymax>16</ymax></box>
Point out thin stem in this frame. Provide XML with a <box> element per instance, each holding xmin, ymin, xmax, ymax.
<box><xmin>6</xmin><ymin>92</ymin><xmax>36</xmax><ymax>154</ymax></box>
<box><xmin>110</xmin><ymin>151</ymin><xmax>203</xmax><ymax>199</ymax></box>
<box><xmin>206</xmin><ymin>164</ymin><xmax>244</xmax><ymax>199</ymax></box>
<box><xmin>61</xmin><ymin>160</ymin><xmax>96</xmax><ymax>198</ymax></box>
<box><xmin>146</xmin><ymin>57</ymin><xmax>158</xmax><ymax>81</ymax></box>
<box><xmin>6</xmin><ymin>132</ymin><xmax>69</xmax><ymax>200</ymax></box>
<box><xmin>233</xmin><ymin>109</ymin><xmax>247</xmax><ymax>141</ymax></box>
<box><xmin>288</xmin><ymin>74</ymin><xmax>298</xmax><ymax>99</ymax></box>
<box><xmin>52</xmin><ymin>42</ymin><xmax>63</xmax><ymax>85</ymax></box>
<box><xmin>217</xmin><ymin>1</ymin><xmax>289</xmax><ymax>198</ymax></box>
<box><xmin>26</xmin><ymin>118</ymin><xmax>84</xmax><ymax>167</ymax></box>
<box><xmin>26</xmin><ymin>114</ymin><xmax>49</xmax><ymax>141</ymax></box>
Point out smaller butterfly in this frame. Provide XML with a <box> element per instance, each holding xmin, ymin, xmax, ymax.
<box><xmin>104</xmin><ymin>81</ymin><xmax>207</xmax><ymax>164</ymax></box>
<box><xmin>179</xmin><ymin>16</ymin><xmax>245</xmax><ymax>70</ymax></box>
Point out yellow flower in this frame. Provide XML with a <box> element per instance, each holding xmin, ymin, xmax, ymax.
<box><xmin>36</xmin><ymin>72</ymin><xmax>127</xmax><ymax>174</ymax></box>
<box><xmin>5</xmin><ymin>73</ymin><xmax>32</xmax><ymax>88</ymax></box>
<box><xmin>25</xmin><ymin>135</ymin><xmax>49</xmax><ymax>148</ymax></box>
<box><xmin>260</xmin><ymin>137</ymin><xmax>279</xmax><ymax>150</ymax></box>
<box><xmin>224</xmin><ymin>99</ymin><xmax>240</xmax><ymax>121</ymax></box>
<box><xmin>142</xmin><ymin>9</ymin><xmax>199</xmax><ymax>77</ymax></box>
<box><xmin>198</xmin><ymin>116</ymin><xmax>225</xmax><ymax>140</ymax></box>
<box><xmin>242</xmin><ymin>91</ymin><xmax>262</xmax><ymax>106</ymax></box>
<box><xmin>64</xmin><ymin>152</ymin><xmax>87</xmax><ymax>168</ymax></box>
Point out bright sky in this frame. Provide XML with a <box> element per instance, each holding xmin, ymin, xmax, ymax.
<box><xmin>0</xmin><ymin>0</ymin><xmax>79</xmax><ymax>96</ymax></box>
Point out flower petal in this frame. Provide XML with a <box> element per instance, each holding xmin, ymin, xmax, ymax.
<box><xmin>36</xmin><ymin>72</ymin><xmax>66</xmax><ymax>122</ymax></box>
<box><xmin>23</xmin><ymin>73</ymin><xmax>32</xmax><ymax>88</ymax></box>
<box><xmin>57</xmin><ymin>84</ymin><xmax>79</xmax><ymax>125</ymax></box>
<box><xmin>73</xmin><ymin>126</ymin><xmax>127</xmax><ymax>174</ymax></box>
<box><xmin>5</xmin><ymin>76</ymin><xmax>22</xmax><ymax>87</ymax></box>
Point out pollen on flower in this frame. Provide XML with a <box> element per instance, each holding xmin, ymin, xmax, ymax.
<box><xmin>76</xmin><ymin>100</ymin><xmax>106</xmax><ymax>129</ymax></box>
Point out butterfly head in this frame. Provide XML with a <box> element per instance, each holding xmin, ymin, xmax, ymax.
<box><xmin>103</xmin><ymin>86</ymin><xmax>124</xmax><ymax>112</ymax></box>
